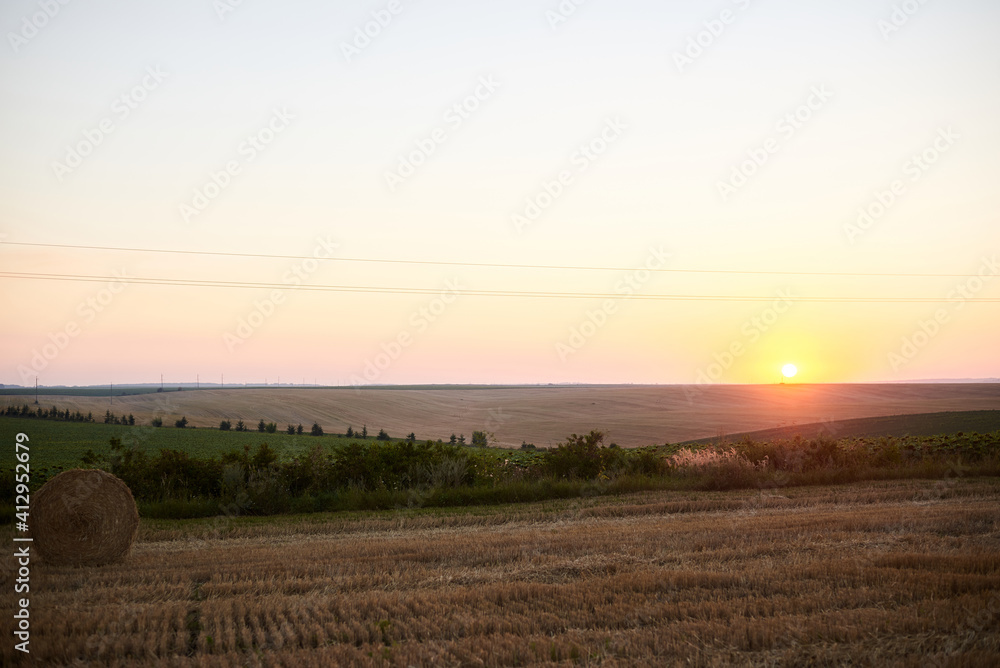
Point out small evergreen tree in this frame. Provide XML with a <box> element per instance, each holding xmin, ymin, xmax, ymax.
<box><xmin>287</xmin><ymin>424</ymin><xmax>295</xmax><ymax>435</ymax></box>
<box><xmin>296</xmin><ymin>424</ymin><xmax>304</xmax><ymax>435</ymax></box>
<box><xmin>346</xmin><ymin>426</ymin><xmax>354</xmax><ymax>438</ymax></box>
<box><xmin>311</xmin><ymin>423</ymin><xmax>324</xmax><ymax>437</ymax></box>
<box><xmin>219</xmin><ymin>420</ymin><xmax>232</xmax><ymax>431</ymax></box>
<box><xmin>175</xmin><ymin>416</ymin><xmax>188</xmax><ymax>428</ymax></box>
<box><xmin>257</xmin><ymin>419</ymin><xmax>266</xmax><ymax>433</ymax></box>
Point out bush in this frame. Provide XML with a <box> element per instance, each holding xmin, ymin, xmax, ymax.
<box><xmin>544</xmin><ymin>430</ymin><xmax>619</xmax><ymax>480</ymax></box>
<box><xmin>174</xmin><ymin>417</ymin><xmax>187</xmax><ymax>429</ymax></box>
<box><xmin>311</xmin><ymin>423</ymin><xmax>324</xmax><ymax>437</ymax></box>
<box><xmin>219</xmin><ymin>420</ymin><xmax>231</xmax><ymax>431</ymax></box>
<box><xmin>151</xmin><ymin>417</ymin><xmax>163</xmax><ymax>428</ymax></box>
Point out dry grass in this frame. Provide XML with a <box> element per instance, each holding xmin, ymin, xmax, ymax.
<box><xmin>3</xmin><ymin>383</ymin><xmax>999</xmax><ymax>446</ymax></box>
<box><xmin>3</xmin><ymin>478</ymin><xmax>999</xmax><ymax>666</ymax></box>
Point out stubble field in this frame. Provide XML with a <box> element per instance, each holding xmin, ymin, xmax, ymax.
<box><xmin>3</xmin><ymin>383</ymin><xmax>999</xmax><ymax>447</ymax></box>
<box><xmin>4</xmin><ymin>477</ymin><xmax>999</xmax><ymax>666</ymax></box>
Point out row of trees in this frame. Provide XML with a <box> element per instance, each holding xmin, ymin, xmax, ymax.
<box><xmin>4</xmin><ymin>403</ymin><xmax>500</xmax><ymax>450</ymax></box>
<box><xmin>3</xmin><ymin>404</ymin><xmax>95</xmax><ymax>423</ymax></box>
<box><xmin>215</xmin><ymin>420</ymin><xmax>409</xmax><ymax>442</ymax></box>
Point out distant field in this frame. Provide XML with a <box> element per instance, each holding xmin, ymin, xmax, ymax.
<box><xmin>4</xmin><ymin>478</ymin><xmax>998</xmax><ymax>666</ymax></box>
<box><xmin>684</xmin><ymin>410</ymin><xmax>1000</xmax><ymax>445</ymax></box>
<box><xmin>3</xmin><ymin>383</ymin><xmax>999</xmax><ymax>447</ymax></box>
<box><xmin>0</xmin><ymin>417</ymin><xmax>420</xmax><ymax>471</ymax></box>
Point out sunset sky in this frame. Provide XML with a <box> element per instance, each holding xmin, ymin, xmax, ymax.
<box><xmin>1</xmin><ymin>0</ymin><xmax>998</xmax><ymax>387</ymax></box>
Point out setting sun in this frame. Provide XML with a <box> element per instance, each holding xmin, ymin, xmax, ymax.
<box><xmin>782</xmin><ymin>364</ymin><xmax>798</xmax><ymax>379</ymax></box>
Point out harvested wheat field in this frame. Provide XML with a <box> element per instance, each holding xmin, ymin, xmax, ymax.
<box><xmin>3</xmin><ymin>383</ymin><xmax>999</xmax><ymax>446</ymax></box>
<box><xmin>4</xmin><ymin>478</ymin><xmax>999</xmax><ymax>666</ymax></box>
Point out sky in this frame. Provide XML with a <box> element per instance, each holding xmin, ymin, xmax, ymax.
<box><xmin>1</xmin><ymin>0</ymin><xmax>998</xmax><ymax>387</ymax></box>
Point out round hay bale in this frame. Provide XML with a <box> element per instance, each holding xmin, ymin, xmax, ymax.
<box><xmin>30</xmin><ymin>469</ymin><xmax>139</xmax><ymax>567</ymax></box>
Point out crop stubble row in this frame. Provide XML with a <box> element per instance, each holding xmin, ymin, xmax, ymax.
<box><xmin>4</xmin><ymin>479</ymin><xmax>999</xmax><ymax>666</ymax></box>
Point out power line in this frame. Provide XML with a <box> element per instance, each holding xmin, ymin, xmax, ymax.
<box><xmin>2</xmin><ymin>270</ymin><xmax>997</xmax><ymax>303</ymax></box>
<box><xmin>0</xmin><ymin>240</ymin><xmax>987</xmax><ymax>278</ymax></box>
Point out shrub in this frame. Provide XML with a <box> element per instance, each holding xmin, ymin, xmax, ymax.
<box><xmin>544</xmin><ymin>431</ymin><xmax>619</xmax><ymax>480</ymax></box>
<box><xmin>311</xmin><ymin>423</ymin><xmax>324</xmax><ymax>437</ymax></box>
<box><xmin>219</xmin><ymin>420</ymin><xmax>232</xmax><ymax>431</ymax></box>
<box><xmin>174</xmin><ymin>417</ymin><xmax>187</xmax><ymax>429</ymax></box>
